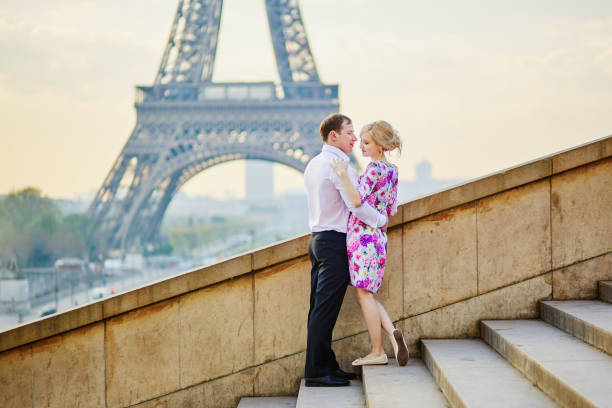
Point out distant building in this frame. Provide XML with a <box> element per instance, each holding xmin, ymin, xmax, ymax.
<box><xmin>278</xmin><ymin>189</ymin><xmax>309</xmax><ymax>233</ymax></box>
<box><xmin>0</xmin><ymin>256</ymin><xmax>29</xmax><ymax>313</ymax></box>
<box><xmin>246</xmin><ymin>160</ymin><xmax>274</xmax><ymax>203</ymax></box>
<box><xmin>54</xmin><ymin>198</ymin><xmax>89</xmax><ymax>214</ymax></box>
<box><xmin>165</xmin><ymin>192</ymin><xmax>248</xmax><ymax>219</ymax></box>
<box><xmin>397</xmin><ymin>161</ymin><xmax>463</xmax><ymax>203</ymax></box>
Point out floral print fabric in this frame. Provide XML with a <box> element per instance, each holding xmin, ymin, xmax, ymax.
<box><xmin>347</xmin><ymin>161</ymin><xmax>399</xmax><ymax>293</ymax></box>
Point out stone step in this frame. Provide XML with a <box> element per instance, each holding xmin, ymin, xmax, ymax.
<box><xmin>540</xmin><ymin>300</ymin><xmax>612</xmax><ymax>355</ymax></box>
<box><xmin>422</xmin><ymin>339</ymin><xmax>557</xmax><ymax>408</ymax></box>
<box><xmin>296</xmin><ymin>379</ymin><xmax>365</xmax><ymax>408</ymax></box>
<box><xmin>600</xmin><ymin>281</ymin><xmax>612</xmax><ymax>303</ymax></box>
<box><xmin>481</xmin><ymin>320</ymin><xmax>612</xmax><ymax>408</ymax></box>
<box><xmin>362</xmin><ymin>358</ymin><xmax>449</xmax><ymax>408</ymax></box>
<box><xmin>237</xmin><ymin>396</ymin><xmax>297</xmax><ymax>407</ymax></box>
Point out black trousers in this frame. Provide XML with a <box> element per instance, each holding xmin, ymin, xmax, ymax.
<box><xmin>305</xmin><ymin>230</ymin><xmax>350</xmax><ymax>378</ymax></box>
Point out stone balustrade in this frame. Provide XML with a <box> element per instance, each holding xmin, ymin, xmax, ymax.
<box><xmin>1</xmin><ymin>136</ymin><xmax>611</xmax><ymax>407</ymax></box>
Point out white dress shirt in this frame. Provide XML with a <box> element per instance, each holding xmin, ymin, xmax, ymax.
<box><xmin>304</xmin><ymin>144</ymin><xmax>387</xmax><ymax>233</ymax></box>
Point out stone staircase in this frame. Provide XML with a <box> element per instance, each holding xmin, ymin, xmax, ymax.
<box><xmin>239</xmin><ymin>281</ymin><xmax>612</xmax><ymax>408</ymax></box>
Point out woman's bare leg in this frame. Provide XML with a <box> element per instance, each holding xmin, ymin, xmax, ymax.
<box><xmin>376</xmin><ymin>300</ymin><xmax>395</xmax><ymax>339</ymax></box>
<box><xmin>355</xmin><ymin>287</ymin><xmax>385</xmax><ymax>357</ymax></box>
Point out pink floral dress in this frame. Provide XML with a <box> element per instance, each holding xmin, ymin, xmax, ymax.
<box><xmin>347</xmin><ymin>161</ymin><xmax>399</xmax><ymax>293</ymax></box>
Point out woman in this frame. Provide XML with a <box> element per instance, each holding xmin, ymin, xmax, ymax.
<box><xmin>331</xmin><ymin>120</ymin><xmax>409</xmax><ymax>366</ymax></box>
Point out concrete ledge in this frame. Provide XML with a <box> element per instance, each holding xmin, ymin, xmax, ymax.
<box><xmin>403</xmin><ymin>157</ymin><xmax>552</xmax><ymax>223</ymax></box>
<box><xmin>238</xmin><ymin>397</ymin><xmax>297</xmax><ymax>407</ymax></box>
<box><xmin>103</xmin><ymin>252</ymin><xmax>253</xmax><ymax>318</ymax></box>
<box><xmin>296</xmin><ymin>379</ymin><xmax>364</xmax><ymax>408</ymax></box>
<box><xmin>0</xmin><ymin>302</ymin><xmax>102</xmax><ymax>353</ymax></box>
<box><xmin>552</xmin><ymin>135</ymin><xmax>612</xmax><ymax>174</ymax></box>
<box><xmin>539</xmin><ymin>300</ymin><xmax>612</xmax><ymax>355</ymax></box>
<box><xmin>252</xmin><ymin>234</ymin><xmax>309</xmax><ymax>271</ymax></box>
<box><xmin>0</xmin><ymin>253</ymin><xmax>253</xmax><ymax>353</ymax></box>
<box><xmin>403</xmin><ymin>135</ymin><xmax>612</xmax><ymax>223</ymax></box>
<box><xmin>362</xmin><ymin>358</ymin><xmax>448</xmax><ymax>408</ymax></box>
<box><xmin>481</xmin><ymin>320</ymin><xmax>612</xmax><ymax>408</ymax></box>
<box><xmin>600</xmin><ymin>281</ymin><xmax>612</xmax><ymax>303</ymax></box>
<box><xmin>422</xmin><ymin>339</ymin><xmax>556</xmax><ymax>408</ymax></box>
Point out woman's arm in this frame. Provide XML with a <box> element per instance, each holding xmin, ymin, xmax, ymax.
<box><xmin>331</xmin><ymin>159</ymin><xmax>362</xmax><ymax>207</ymax></box>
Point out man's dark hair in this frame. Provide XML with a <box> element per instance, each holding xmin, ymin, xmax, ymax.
<box><xmin>319</xmin><ymin>113</ymin><xmax>352</xmax><ymax>142</ymax></box>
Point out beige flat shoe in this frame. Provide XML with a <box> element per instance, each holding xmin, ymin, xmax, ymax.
<box><xmin>351</xmin><ymin>354</ymin><xmax>388</xmax><ymax>366</ymax></box>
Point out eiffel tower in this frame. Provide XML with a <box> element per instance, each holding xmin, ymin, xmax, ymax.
<box><xmin>89</xmin><ymin>0</ymin><xmax>347</xmax><ymax>252</ymax></box>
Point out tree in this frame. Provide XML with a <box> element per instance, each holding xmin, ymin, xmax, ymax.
<box><xmin>0</xmin><ymin>187</ymin><xmax>100</xmax><ymax>267</ymax></box>
<box><xmin>0</xmin><ymin>187</ymin><xmax>61</xmax><ymax>267</ymax></box>
<box><xmin>0</xmin><ymin>187</ymin><xmax>58</xmax><ymax>226</ymax></box>
<box><xmin>48</xmin><ymin>214</ymin><xmax>96</xmax><ymax>260</ymax></box>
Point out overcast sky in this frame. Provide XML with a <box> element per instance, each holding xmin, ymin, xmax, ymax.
<box><xmin>1</xmin><ymin>0</ymin><xmax>611</xmax><ymax>200</ymax></box>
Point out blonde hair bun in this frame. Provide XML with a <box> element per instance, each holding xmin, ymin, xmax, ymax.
<box><xmin>361</xmin><ymin>120</ymin><xmax>402</xmax><ymax>154</ymax></box>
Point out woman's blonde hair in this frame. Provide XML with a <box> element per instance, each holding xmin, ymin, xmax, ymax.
<box><xmin>361</xmin><ymin>120</ymin><xmax>402</xmax><ymax>154</ymax></box>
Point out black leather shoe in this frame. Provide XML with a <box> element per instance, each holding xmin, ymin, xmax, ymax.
<box><xmin>305</xmin><ymin>375</ymin><xmax>350</xmax><ymax>387</ymax></box>
<box><xmin>333</xmin><ymin>368</ymin><xmax>357</xmax><ymax>380</ymax></box>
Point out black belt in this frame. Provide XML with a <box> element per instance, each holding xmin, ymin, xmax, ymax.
<box><xmin>311</xmin><ymin>230</ymin><xmax>346</xmax><ymax>237</ymax></box>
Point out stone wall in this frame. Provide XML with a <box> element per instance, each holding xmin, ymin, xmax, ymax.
<box><xmin>1</xmin><ymin>136</ymin><xmax>611</xmax><ymax>407</ymax></box>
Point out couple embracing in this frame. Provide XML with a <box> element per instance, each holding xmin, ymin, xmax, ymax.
<box><xmin>303</xmin><ymin>113</ymin><xmax>408</xmax><ymax>387</ymax></box>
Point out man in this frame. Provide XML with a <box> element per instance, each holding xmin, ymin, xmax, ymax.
<box><xmin>303</xmin><ymin>113</ymin><xmax>388</xmax><ymax>387</ymax></box>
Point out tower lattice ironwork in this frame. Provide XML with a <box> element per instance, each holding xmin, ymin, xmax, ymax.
<box><xmin>89</xmin><ymin>0</ymin><xmax>346</xmax><ymax>251</ymax></box>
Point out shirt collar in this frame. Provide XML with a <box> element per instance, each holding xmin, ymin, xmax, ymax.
<box><xmin>322</xmin><ymin>144</ymin><xmax>350</xmax><ymax>161</ymax></box>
